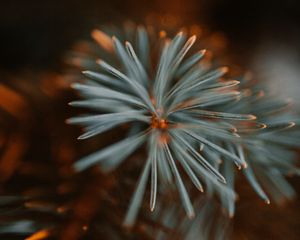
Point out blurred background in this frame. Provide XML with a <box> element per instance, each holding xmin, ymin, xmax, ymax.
<box><xmin>0</xmin><ymin>0</ymin><xmax>300</xmax><ymax>239</ymax></box>
<box><xmin>1</xmin><ymin>0</ymin><xmax>300</xmax><ymax>104</ymax></box>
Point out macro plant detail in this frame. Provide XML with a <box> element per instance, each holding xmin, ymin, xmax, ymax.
<box><xmin>0</xmin><ymin>0</ymin><xmax>299</xmax><ymax>237</ymax></box>
<box><xmin>67</xmin><ymin>25</ymin><xmax>261</xmax><ymax>225</ymax></box>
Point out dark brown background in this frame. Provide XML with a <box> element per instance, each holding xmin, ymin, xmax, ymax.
<box><xmin>1</xmin><ymin>0</ymin><xmax>300</xmax><ymax>70</ymax></box>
